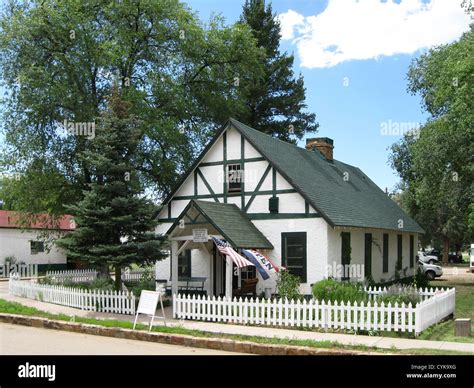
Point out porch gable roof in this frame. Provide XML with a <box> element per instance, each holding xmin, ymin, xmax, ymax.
<box><xmin>166</xmin><ymin>200</ymin><xmax>273</xmax><ymax>249</ymax></box>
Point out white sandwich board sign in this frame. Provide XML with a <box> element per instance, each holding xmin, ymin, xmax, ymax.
<box><xmin>133</xmin><ymin>290</ymin><xmax>166</xmax><ymax>331</ymax></box>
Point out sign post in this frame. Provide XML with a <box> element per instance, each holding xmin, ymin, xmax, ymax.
<box><xmin>133</xmin><ymin>290</ymin><xmax>166</xmax><ymax>331</ymax></box>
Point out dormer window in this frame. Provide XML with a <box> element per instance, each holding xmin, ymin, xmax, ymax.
<box><xmin>227</xmin><ymin>164</ymin><xmax>242</xmax><ymax>193</ymax></box>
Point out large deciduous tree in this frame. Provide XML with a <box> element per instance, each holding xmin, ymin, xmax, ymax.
<box><xmin>238</xmin><ymin>0</ymin><xmax>318</xmax><ymax>142</ymax></box>
<box><xmin>390</xmin><ymin>23</ymin><xmax>473</xmax><ymax>263</ymax></box>
<box><xmin>0</xmin><ymin>0</ymin><xmax>264</xmax><ymax>215</ymax></box>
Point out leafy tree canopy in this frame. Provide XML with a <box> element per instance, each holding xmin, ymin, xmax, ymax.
<box><xmin>0</xmin><ymin>0</ymin><xmax>264</xmax><ymax>214</ymax></box>
<box><xmin>390</xmin><ymin>23</ymin><xmax>473</xmax><ymax>255</ymax></box>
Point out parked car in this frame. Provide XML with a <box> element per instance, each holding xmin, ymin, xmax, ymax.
<box><xmin>417</xmin><ymin>251</ymin><xmax>439</xmax><ymax>265</ymax></box>
<box><xmin>425</xmin><ymin>248</ymin><xmax>441</xmax><ymax>258</ymax></box>
<box><xmin>448</xmin><ymin>252</ymin><xmax>463</xmax><ymax>263</ymax></box>
<box><xmin>418</xmin><ymin>260</ymin><xmax>443</xmax><ymax>280</ymax></box>
<box><xmin>470</xmin><ymin>244</ymin><xmax>474</xmax><ymax>272</ymax></box>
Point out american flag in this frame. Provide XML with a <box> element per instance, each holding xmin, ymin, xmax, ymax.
<box><xmin>211</xmin><ymin>237</ymin><xmax>255</xmax><ymax>268</ymax></box>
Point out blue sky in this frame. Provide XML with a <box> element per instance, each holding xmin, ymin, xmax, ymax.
<box><xmin>0</xmin><ymin>0</ymin><xmax>470</xmax><ymax>192</ymax></box>
<box><xmin>185</xmin><ymin>0</ymin><xmax>471</xmax><ymax>191</ymax></box>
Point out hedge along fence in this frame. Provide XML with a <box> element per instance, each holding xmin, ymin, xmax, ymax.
<box><xmin>9</xmin><ymin>279</ymin><xmax>135</xmax><ymax>315</ymax></box>
<box><xmin>365</xmin><ymin>286</ymin><xmax>438</xmax><ymax>302</ymax></box>
<box><xmin>173</xmin><ymin>287</ymin><xmax>455</xmax><ymax>335</ymax></box>
<box><xmin>46</xmin><ymin>269</ymin><xmax>98</xmax><ymax>283</ymax></box>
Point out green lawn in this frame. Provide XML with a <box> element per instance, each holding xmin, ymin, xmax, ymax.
<box><xmin>0</xmin><ymin>298</ymin><xmax>470</xmax><ymax>355</ymax></box>
<box><xmin>417</xmin><ymin>277</ymin><xmax>474</xmax><ymax>343</ymax></box>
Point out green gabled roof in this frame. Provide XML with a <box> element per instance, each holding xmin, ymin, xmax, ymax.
<box><xmin>230</xmin><ymin>119</ymin><xmax>424</xmax><ymax>234</ymax></box>
<box><xmin>168</xmin><ymin>200</ymin><xmax>273</xmax><ymax>249</ymax></box>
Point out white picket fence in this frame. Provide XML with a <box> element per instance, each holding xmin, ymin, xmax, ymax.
<box><xmin>46</xmin><ymin>269</ymin><xmax>98</xmax><ymax>283</ymax></box>
<box><xmin>122</xmin><ymin>268</ymin><xmax>154</xmax><ymax>283</ymax></box>
<box><xmin>9</xmin><ymin>279</ymin><xmax>135</xmax><ymax>315</ymax></box>
<box><xmin>417</xmin><ymin>288</ymin><xmax>456</xmax><ymax>333</ymax></box>
<box><xmin>173</xmin><ymin>287</ymin><xmax>455</xmax><ymax>335</ymax></box>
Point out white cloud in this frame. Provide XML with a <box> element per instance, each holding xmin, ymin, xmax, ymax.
<box><xmin>278</xmin><ymin>9</ymin><xmax>306</xmax><ymax>40</ymax></box>
<box><xmin>278</xmin><ymin>0</ymin><xmax>472</xmax><ymax>68</ymax></box>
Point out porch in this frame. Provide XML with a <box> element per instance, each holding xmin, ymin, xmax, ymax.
<box><xmin>165</xmin><ymin>200</ymin><xmax>274</xmax><ymax>299</ymax></box>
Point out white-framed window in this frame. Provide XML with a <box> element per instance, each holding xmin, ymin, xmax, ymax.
<box><xmin>227</xmin><ymin>164</ymin><xmax>243</xmax><ymax>192</ymax></box>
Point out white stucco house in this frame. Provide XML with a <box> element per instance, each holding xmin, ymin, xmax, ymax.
<box><xmin>155</xmin><ymin>119</ymin><xmax>424</xmax><ymax>297</ymax></box>
<box><xmin>0</xmin><ymin>210</ymin><xmax>74</xmax><ymax>272</ymax></box>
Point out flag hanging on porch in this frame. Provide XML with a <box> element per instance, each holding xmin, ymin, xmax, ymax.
<box><xmin>242</xmin><ymin>249</ymin><xmax>279</xmax><ymax>280</ymax></box>
<box><xmin>211</xmin><ymin>237</ymin><xmax>255</xmax><ymax>268</ymax></box>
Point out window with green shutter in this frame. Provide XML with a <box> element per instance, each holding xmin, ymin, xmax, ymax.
<box><xmin>341</xmin><ymin>232</ymin><xmax>351</xmax><ymax>280</ymax></box>
<box><xmin>364</xmin><ymin>233</ymin><xmax>372</xmax><ymax>279</ymax></box>
<box><xmin>397</xmin><ymin>234</ymin><xmax>403</xmax><ymax>270</ymax></box>
<box><xmin>281</xmin><ymin>232</ymin><xmax>307</xmax><ymax>282</ymax></box>
<box><xmin>383</xmin><ymin>234</ymin><xmax>389</xmax><ymax>273</ymax></box>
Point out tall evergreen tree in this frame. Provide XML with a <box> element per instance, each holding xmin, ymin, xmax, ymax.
<box><xmin>56</xmin><ymin>90</ymin><xmax>166</xmax><ymax>290</ymax></box>
<box><xmin>239</xmin><ymin>0</ymin><xmax>318</xmax><ymax>142</ymax></box>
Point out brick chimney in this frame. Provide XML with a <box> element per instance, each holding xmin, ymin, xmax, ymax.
<box><xmin>305</xmin><ymin>137</ymin><xmax>334</xmax><ymax>161</ymax></box>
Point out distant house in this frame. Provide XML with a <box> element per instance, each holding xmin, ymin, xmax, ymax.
<box><xmin>155</xmin><ymin>119</ymin><xmax>424</xmax><ymax>297</ymax></box>
<box><xmin>0</xmin><ymin>210</ymin><xmax>75</xmax><ymax>271</ymax></box>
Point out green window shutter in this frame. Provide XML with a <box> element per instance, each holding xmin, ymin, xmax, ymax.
<box><xmin>383</xmin><ymin>234</ymin><xmax>389</xmax><ymax>273</ymax></box>
<box><xmin>341</xmin><ymin>232</ymin><xmax>351</xmax><ymax>280</ymax></box>
<box><xmin>364</xmin><ymin>233</ymin><xmax>372</xmax><ymax>279</ymax></box>
<box><xmin>397</xmin><ymin>235</ymin><xmax>403</xmax><ymax>270</ymax></box>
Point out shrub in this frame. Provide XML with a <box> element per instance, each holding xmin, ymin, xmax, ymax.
<box><xmin>70</xmin><ymin>278</ymin><xmax>114</xmax><ymax>290</ymax></box>
<box><xmin>139</xmin><ymin>267</ymin><xmax>154</xmax><ymax>282</ymax></box>
<box><xmin>276</xmin><ymin>270</ymin><xmax>302</xmax><ymax>301</ymax></box>
<box><xmin>3</xmin><ymin>255</ymin><xmax>17</xmax><ymax>266</ymax></box>
<box><xmin>38</xmin><ymin>275</ymin><xmax>54</xmax><ymax>285</ymax></box>
<box><xmin>376</xmin><ymin>284</ymin><xmax>421</xmax><ymax>306</ymax></box>
<box><xmin>131</xmin><ymin>279</ymin><xmax>156</xmax><ymax>297</ymax></box>
<box><xmin>311</xmin><ymin>279</ymin><xmax>368</xmax><ymax>303</ymax></box>
<box><xmin>412</xmin><ymin>267</ymin><xmax>429</xmax><ymax>289</ymax></box>
<box><xmin>42</xmin><ymin>277</ymin><xmax>114</xmax><ymax>290</ymax></box>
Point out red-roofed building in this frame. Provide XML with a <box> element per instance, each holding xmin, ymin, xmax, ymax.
<box><xmin>0</xmin><ymin>211</ymin><xmax>75</xmax><ymax>231</ymax></box>
<box><xmin>0</xmin><ymin>210</ymin><xmax>75</xmax><ymax>271</ymax></box>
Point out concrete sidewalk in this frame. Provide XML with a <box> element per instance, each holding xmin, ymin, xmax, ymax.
<box><xmin>1</xmin><ymin>281</ymin><xmax>473</xmax><ymax>354</ymax></box>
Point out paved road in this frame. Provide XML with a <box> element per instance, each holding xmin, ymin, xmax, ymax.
<box><xmin>440</xmin><ymin>266</ymin><xmax>473</xmax><ymax>278</ymax></box>
<box><xmin>0</xmin><ymin>323</ymin><xmax>245</xmax><ymax>355</ymax></box>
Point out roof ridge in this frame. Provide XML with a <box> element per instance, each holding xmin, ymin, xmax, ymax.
<box><xmin>229</xmin><ymin>118</ymin><xmax>302</xmax><ymax>150</ymax></box>
<box><xmin>230</xmin><ymin>117</ymin><xmax>350</xmax><ymax>166</ymax></box>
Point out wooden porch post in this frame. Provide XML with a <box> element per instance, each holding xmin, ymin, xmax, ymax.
<box><xmin>225</xmin><ymin>257</ymin><xmax>233</xmax><ymax>299</ymax></box>
<box><xmin>171</xmin><ymin>239</ymin><xmax>179</xmax><ymax>296</ymax></box>
<box><xmin>209</xmin><ymin>251</ymin><xmax>214</xmax><ymax>297</ymax></box>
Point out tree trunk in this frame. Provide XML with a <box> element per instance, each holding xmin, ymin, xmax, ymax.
<box><xmin>442</xmin><ymin>236</ymin><xmax>450</xmax><ymax>265</ymax></box>
<box><xmin>96</xmin><ymin>262</ymin><xmax>110</xmax><ymax>279</ymax></box>
<box><xmin>114</xmin><ymin>266</ymin><xmax>122</xmax><ymax>291</ymax></box>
